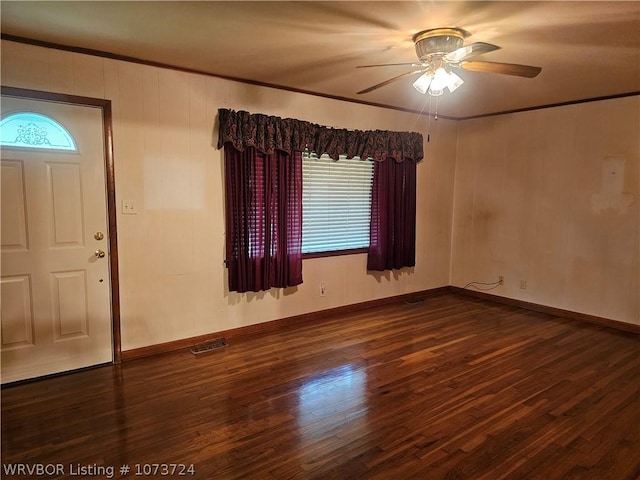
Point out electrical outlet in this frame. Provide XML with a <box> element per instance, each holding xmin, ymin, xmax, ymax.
<box><xmin>520</xmin><ymin>280</ymin><xmax>527</xmax><ymax>289</ymax></box>
<box><xmin>499</xmin><ymin>276</ymin><xmax>504</xmax><ymax>285</ymax></box>
<box><xmin>320</xmin><ymin>282</ymin><xmax>326</xmax><ymax>297</ymax></box>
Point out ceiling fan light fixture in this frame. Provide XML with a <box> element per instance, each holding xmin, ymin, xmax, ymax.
<box><xmin>414</xmin><ymin>68</ymin><xmax>464</xmax><ymax>96</ymax></box>
<box><xmin>445</xmin><ymin>70</ymin><xmax>464</xmax><ymax>93</ymax></box>
<box><xmin>412</xmin><ymin>73</ymin><xmax>433</xmax><ymax>94</ymax></box>
<box><xmin>429</xmin><ymin>67</ymin><xmax>450</xmax><ymax>91</ymax></box>
<box><xmin>431</xmin><ymin>67</ymin><xmax>464</xmax><ymax>95</ymax></box>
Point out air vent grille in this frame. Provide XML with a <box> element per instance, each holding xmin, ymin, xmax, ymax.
<box><xmin>190</xmin><ymin>338</ymin><xmax>228</xmax><ymax>355</ymax></box>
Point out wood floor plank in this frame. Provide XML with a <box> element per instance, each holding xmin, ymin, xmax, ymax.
<box><xmin>2</xmin><ymin>292</ymin><xmax>638</xmax><ymax>479</ymax></box>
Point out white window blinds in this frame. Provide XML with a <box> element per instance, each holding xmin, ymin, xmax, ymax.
<box><xmin>302</xmin><ymin>154</ymin><xmax>374</xmax><ymax>254</ymax></box>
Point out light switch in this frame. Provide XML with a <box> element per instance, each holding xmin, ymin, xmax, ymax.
<box><xmin>122</xmin><ymin>200</ymin><xmax>137</xmax><ymax>214</ymax></box>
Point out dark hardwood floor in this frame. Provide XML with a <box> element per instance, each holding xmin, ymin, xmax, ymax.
<box><xmin>2</xmin><ymin>292</ymin><xmax>639</xmax><ymax>479</ymax></box>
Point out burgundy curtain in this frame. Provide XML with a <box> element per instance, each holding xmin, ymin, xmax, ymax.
<box><xmin>224</xmin><ymin>145</ymin><xmax>303</xmax><ymax>292</ymax></box>
<box><xmin>367</xmin><ymin>158</ymin><xmax>417</xmax><ymax>271</ymax></box>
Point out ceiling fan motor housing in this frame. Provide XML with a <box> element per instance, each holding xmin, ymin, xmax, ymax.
<box><xmin>413</xmin><ymin>27</ymin><xmax>470</xmax><ymax>60</ymax></box>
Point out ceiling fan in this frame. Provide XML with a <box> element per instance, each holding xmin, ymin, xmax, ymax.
<box><xmin>357</xmin><ymin>27</ymin><xmax>541</xmax><ymax>96</ymax></box>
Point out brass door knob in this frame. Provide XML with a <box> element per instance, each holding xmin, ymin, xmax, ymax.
<box><xmin>95</xmin><ymin>249</ymin><xmax>106</xmax><ymax>258</ymax></box>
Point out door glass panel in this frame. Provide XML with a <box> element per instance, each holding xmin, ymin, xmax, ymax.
<box><xmin>1</xmin><ymin>112</ymin><xmax>78</xmax><ymax>151</ymax></box>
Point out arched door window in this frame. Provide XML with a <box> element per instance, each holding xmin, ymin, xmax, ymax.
<box><xmin>1</xmin><ymin>112</ymin><xmax>78</xmax><ymax>151</ymax></box>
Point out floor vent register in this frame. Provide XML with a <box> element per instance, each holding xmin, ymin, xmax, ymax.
<box><xmin>404</xmin><ymin>297</ymin><xmax>425</xmax><ymax>305</ymax></box>
<box><xmin>190</xmin><ymin>338</ymin><xmax>228</xmax><ymax>355</ymax></box>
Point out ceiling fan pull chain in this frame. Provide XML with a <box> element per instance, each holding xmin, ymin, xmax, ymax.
<box><xmin>426</xmin><ymin>95</ymin><xmax>432</xmax><ymax>134</ymax></box>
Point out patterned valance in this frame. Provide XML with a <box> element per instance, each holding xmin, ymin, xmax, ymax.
<box><xmin>217</xmin><ymin>109</ymin><xmax>424</xmax><ymax>163</ymax></box>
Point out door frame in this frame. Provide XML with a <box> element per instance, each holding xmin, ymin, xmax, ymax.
<box><xmin>1</xmin><ymin>85</ymin><xmax>122</xmax><ymax>364</ymax></box>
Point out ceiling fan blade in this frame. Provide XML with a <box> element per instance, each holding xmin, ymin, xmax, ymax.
<box><xmin>445</xmin><ymin>42</ymin><xmax>500</xmax><ymax>62</ymax></box>
<box><xmin>357</xmin><ymin>69</ymin><xmax>423</xmax><ymax>94</ymax></box>
<box><xmin>356</xmin><ymin>62</ymin><xmax>420</xmax><ymax>68</ymax></box>
<box><xmin>460</xmin><ymin>61</ymin><xmax>542</xmax><ymax>78</ymax></box>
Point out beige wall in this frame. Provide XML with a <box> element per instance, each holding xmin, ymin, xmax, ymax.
<box><xmin>3</xmin><ymin>39</ymin><xmax>636</xmax><ymax>352</ymax></box>
<box><xmin>451</xmin><ymin>97</ymin><xmax>639</xmax><ymax>324</ymax></box>
<box><xmin>1</xmin><ymin>40</ymin><xmax>457</xmax><ymax>350</ymax></box>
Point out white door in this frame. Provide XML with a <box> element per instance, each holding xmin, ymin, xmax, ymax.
<box><xmin>1</xmin><ymin>96</ymin><xmax>113</xmax><ymax>384</ymax></box>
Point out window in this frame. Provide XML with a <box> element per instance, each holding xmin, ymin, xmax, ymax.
<box><xmin>302</xmin><ymin>153</ymin><xmax>374</xmax><ymax>255</ymax></box>
<box><xmin>1</xmin><ymin>112</ymin><xmax>78</xmax><ymax>151</ymax></box>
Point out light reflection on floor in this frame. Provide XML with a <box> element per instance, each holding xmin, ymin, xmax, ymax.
<box><xmin>297</xmin><ymin>364</ymin><xmax>369</xmax><ymax>461</ymax></box>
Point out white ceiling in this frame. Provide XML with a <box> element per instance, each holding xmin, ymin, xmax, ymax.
<box><xmin>2</xmin><ymin>1</ymin><xmax>639</xmax><ymax>118</ymax></box>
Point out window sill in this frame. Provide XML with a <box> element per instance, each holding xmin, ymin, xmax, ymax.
<box><xmin>303</xmin><ymin>248</ymin><xmax>368</xmax><ymax>260</ymax></box>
